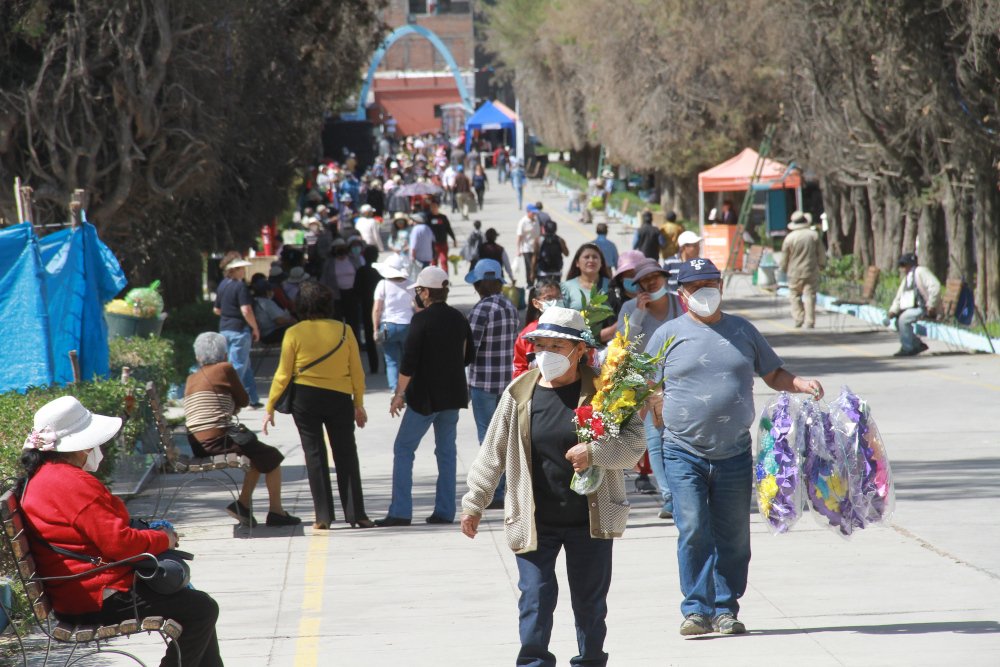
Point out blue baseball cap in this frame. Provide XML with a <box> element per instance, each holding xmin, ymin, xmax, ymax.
<box><xmin>526</xmin><ymin>203</ymin><xmax>539</xmax><ymax>213</ymax></box>
<box><xmin>676</xmin><ymin>258</ymin><xmax>722</xmax><ymax>284</ymax></box>
<box><xmin>465</xmin><ymin>258</ymin><xmax>505</xmax><ymax>285</ymax></box>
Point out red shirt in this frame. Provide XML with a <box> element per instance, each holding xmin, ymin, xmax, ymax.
<box><xmin>20</xmin><ymin>462</ymin><xmax>170</xmax><ymax>615</ymax></box>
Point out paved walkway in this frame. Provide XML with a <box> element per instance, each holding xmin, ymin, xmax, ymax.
<box><xmin>88</xmin><ymin>176</ymin><xmax>1000</xmax><ymax>666</ymax></box>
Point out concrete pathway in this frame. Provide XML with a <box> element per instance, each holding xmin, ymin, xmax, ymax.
<box><xmin>93</xmin><ymin>175</ymin><xmax>1000</xmax><ymax>667</ymax></box>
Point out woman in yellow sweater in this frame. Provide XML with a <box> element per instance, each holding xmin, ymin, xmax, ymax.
<box><xmin>264</xmin><ymin>281</ymin><xmax>373</xmax><ymax>529</ymax></box>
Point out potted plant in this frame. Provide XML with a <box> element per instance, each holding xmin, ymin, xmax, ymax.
<box><xmin>105</xmin><ymin>281</ymin><xmax>167</xmax><ymax>338</ymax></box>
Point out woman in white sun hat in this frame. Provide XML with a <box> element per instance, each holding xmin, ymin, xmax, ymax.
<box><xmin>18</xmin><ymin>396</ymin><xmax>224</xmax><ymax>666</ymax></box>
<box><xmin>461</xmin><ymin>306</ymin><xmax>645</xmax><ymax>666</ymax></box>
<box><xmin>371</xmin><ymin>254</ymin><xmax>416</xmax><ymax>393</ymax></box>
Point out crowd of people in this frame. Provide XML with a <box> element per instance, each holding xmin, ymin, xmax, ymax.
<box><xmin>15</xmin><ymin>131</ymin><xmax>835</xmax><ymax>667</ymax></box>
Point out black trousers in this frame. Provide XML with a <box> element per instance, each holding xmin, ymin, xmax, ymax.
<box><xmin>291</xmin><ymin>384</ymin><xmax>368</xmax><ymax>525</ymax></box>
<box><xmin>98</xmin><ymin>583</ymin><xmax>222</xmax><ymax>667</ymax></box>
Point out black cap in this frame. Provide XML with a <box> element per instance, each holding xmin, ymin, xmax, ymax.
<box><xmin>897</xmin><ymin>253</ymin><xmax>917</xmax><ymax>267</ymax></box>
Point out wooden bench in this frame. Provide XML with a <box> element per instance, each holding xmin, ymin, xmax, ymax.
<box><xmin>930</xmin><ymin>278</ymin><xmax>996</xmax><ymax>354</ymax></box>
<box><xmin>828</xmin><ymin>266</ymin><xmax>881</xmax><ymax>331</ymax></box>
<box><xmin>141</xmin><ymin>383</ymin><xmax>253</xmax><ymax>532</ymax></box>
<box><xmin>0</xmin><ymin>489</ymin><xmax>182</xmax><ymax>666</ymax></box>
<box><xmin>725</xmin><ymin>244</ymin><xmax>766</xmax><ymax>289</ymax></box>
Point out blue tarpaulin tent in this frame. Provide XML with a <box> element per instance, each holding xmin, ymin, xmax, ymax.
<box><xmin>465</xmin><ymin>101</ymin><xmax>517</xmax><ymax>152</ymax></box>
<box><xmin>0</xmin><ymin>221</ymin><xmax>126</xmax><ymax>392</ymax></box>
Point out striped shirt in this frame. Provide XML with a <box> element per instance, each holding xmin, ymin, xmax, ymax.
<box><xmin>183</xmin><ymin>362</ymin><xmax>247</xmax><ymax>441</ymax></box>
<box><xmin>467</xmin><ymin>293</ymin><xmax>520</xmax><ymax>394</ymax></box>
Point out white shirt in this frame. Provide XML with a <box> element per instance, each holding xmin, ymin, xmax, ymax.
<box><xmin>517</xmin><ymin>216</ymin><xmax>539</xmax><ymax>254</ymax></box>
<box><xmin>443</xmin><ymin>166</ymin><xmax>456</xmax><ymax>189</ymax></box>
<box><xmin>375</xmin><ymin>278</ymin><xmax>415</xmax><ymax>325</ymax></box>
<box><xmin>355</xmin><ymin>216</ymin><xmax>384</xmax><ymax>250</ymax></box>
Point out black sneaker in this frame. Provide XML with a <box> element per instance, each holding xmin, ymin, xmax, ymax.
<box><xmin>635</xmin><ymin>474</ymin><xmax>657</xmax><ymax>495</ymax></box>
<box><xmin>712</xmin><ymin>613</ymin><xmax>747</xmax><ymax>635</ymax></box>
<box><xmin>265</xmin><ymin>511</ymin><xmax>302</xmax><ymax>527</ymax></box>
<box><xmin>226</xmin><ymin>501</ymin><xmax>258</xmax><ymax>527</ymax></box>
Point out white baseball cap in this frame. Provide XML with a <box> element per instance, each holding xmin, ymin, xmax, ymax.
<box><xmin>415</xmin><ymin>266</ymin><xmax>449</xmax><ymax>289</ymax></box>
<box><xmin>677</xmin><ymin>231</ymin><xmax>702</xmax><ymax>247</ymax></box>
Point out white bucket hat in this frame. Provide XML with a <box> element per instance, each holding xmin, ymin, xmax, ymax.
<box><xmin>23</xmin><ymin>396</ymin><xmax>122</xmax><ymax>453</ymax></box>
<box><xmin>372</xmin><ymin>254</ymin><xmax>408</xmax><ymax>280</ymax></box>
<box><xmin>523</xmin><ymin>307</ymin><xmax>593</xmax><ymax>346</ymax></box>
<box><xmin>223</xmin><ymin>257</ymin><xmax>251</xmax><ymax>271</ymax></box>
<box><xmin>285</xmin><ymin>267</ymin><xmax>309</xmax><ymax>284</ymax></box>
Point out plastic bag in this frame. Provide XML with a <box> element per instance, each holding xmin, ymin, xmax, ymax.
<box><xmin>124</xmin><ymin>280</ymin><xmax>164</xmax><ymax>318</ymax></box>
<box><xmin>755</xmin><ymin>393</ymin><xmax>803</xmax><ymax>534</ymax></box>
<box><xmin>800</xmin><ymin>398</ymin><xmax>857</xmax><ymax>537</ymax></box>
<box><xmin>570</xmin><ymin>466</ymin><xmax>605</xmax><ymax>495</ymax></box>
<box><xmin>830</xmin><ymin>386</ymin><xmax>895</xmax><ymax>527</ymax></box>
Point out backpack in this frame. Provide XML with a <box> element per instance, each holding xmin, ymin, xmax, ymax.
<box><xmin>477</xmin><ymin>241</ymin><xmax>504</xmax><ymax>264</ymax></box>
<box><xmin>537</xmin><ymin>234</ymin><xmax>563</xmax><ymax>273</ymax></box>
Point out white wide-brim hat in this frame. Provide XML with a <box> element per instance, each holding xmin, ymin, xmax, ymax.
<box><xmin>523</xmin><ymin>307</ymin><xmax>592</xmax><ymax>346</ymax></box>
<box><xmin>373</xmin><ymin>254</ymin><xmax>408</xmax><ymax>280</ymax></box>
<box><xmin>23</xmin><ymin>396</ymin><xmax>122</xmax><ymax>453</ymax></box>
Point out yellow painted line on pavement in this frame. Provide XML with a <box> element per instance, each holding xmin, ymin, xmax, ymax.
<box><xmin>737</xmin><ymin>308</ymin><xmax>1000</xmax><ymax>393</ymax></box>
<box><xmin>293</xmin><ymin>532</ymin><xmax>330</xmax><ymax>666</ymax></box>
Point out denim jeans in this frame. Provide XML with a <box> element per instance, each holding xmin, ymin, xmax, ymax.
<box><xmin>643</xmin><ymin>413</ymin><xmax>672</xmax><ymax>513</ymax></box>
<box><xmin>388</xmin><ymin>407</ymin><xmax>459</xmax><ymax>521</ymax></box>
<box><xmin>897</xmin><ymin>307</ymin><xmax>925</xmax><ymax>352</ymax></box>
<box><xmin>470</xmin><ymin>386</ymin><xmax>505</xmax><ymax>499</ymax></box>
<box><xmin>515</xmin><ymin>525</ymin><xmax>612</xmax><ymax>667</ymax></box>
<box><xmin>381</xmin><ymin>322</ymin><xmax>410</xmax><ymax>392</ymax></box>
<box><xmin>662</xmin><ymin>444</ymin><xmax>751</xmax><ymax>618</ymax></box>
<box><xmin>221</xmin><ymin>328</ymin><xmax>258</xmax><ymax>403</ymax></box>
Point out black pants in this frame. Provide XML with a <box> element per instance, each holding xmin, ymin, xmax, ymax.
<box><xmin>291</xmin><ymin>384</ymin><xmax>368</xmax><ymax>525</ymax></box>
<box><xmin>359</xmin><ymin>295</ymin><xmax>379</xmax><ymax>374</ymax></box>
<box><xmin>99</xmin><ymin>583</ymin><xmax>222</xmax><ymax>667</ymax></box>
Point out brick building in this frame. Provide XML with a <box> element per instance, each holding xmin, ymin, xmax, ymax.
<box><xmin>372</xmin><ymin>0</ymin><xmax>475</xmax><ymax>136</ymax></box>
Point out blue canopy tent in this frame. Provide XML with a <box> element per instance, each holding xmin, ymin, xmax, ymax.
<box><xmin>465</xmin><ymin>101</ymin><xmax>516</xmax><ymax>152</ymax></box>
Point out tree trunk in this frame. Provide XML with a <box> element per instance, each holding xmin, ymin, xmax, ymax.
<box><xmin>973</xmin><ymin>173</ymin><xmax>1000</xmax><ymax>319</ymax></box>
<box><xmin>851</xmin><ymin>186</ymin><xmax>873</xmax><ymax>266</ymax></box>
<box><xmin>819</xmin><ymin>177</ymin><xmax>843</xmax><ymax>256</ymax></box>
<box><xmin>838</xmin><ymin>186</ymin><xmax>855</xmax><ymax>258</ymax></box>
<box><xmin>939</xmin><ymin>176</ymin><xmax>974</xmax><ymax>283</ymax></box>
<box><xmin>916</xmin><ymin>202</ymin><xmax>948</xmax><ymax>280</ymax></box>
<box><xmin>866</xmin><ymin>181</ymin><xmax>888</xmax><ymax>269</ymax></box>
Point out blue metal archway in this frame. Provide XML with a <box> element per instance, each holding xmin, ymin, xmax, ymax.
<box><xmin>348</xmin><ymin>24</ymin><xmax>474</xmax><ymax>122</ymax></box>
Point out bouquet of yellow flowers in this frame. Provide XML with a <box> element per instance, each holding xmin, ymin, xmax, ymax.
<box><xmin>571</xmin><ymin>317</ymin><xmax>671</xmax><ymax>494</ymax></box>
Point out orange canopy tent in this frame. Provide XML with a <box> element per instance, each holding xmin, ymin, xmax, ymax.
<box><xmin>697</xmin><ymin>148</ymin><xmax>803</xmax><ymax>269</ymax></box>
<box><xmin>698</xmin><ymin>147</ymin><xmax>802</xmax><ymax>236</ymax></box>
<box><xmin>698</xmin><ymin>148</ymin><xmax>801</xmax><ymax>193</ymax></box>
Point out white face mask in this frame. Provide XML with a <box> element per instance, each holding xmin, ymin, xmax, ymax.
<box><xmin>537</xmin><ymin>298</ymin><xmax>563</xmax><ymax>313</ymax></box>
<box><xmin>536</xmin><ymin>350</ymin><xmax>573</xmax><ymax>381</ymax></box>
<box><xmin>83</xmin><ymin>446</ymin><xmax>104</xmax><ymax>473</ymax></box>
<box><xmin>685</xmin><ymin>287</ymin><xmax>722</xmax><ymax>317</ymax></box>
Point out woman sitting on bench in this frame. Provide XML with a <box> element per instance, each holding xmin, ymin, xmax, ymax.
<box><xmin>17</xmin><ymin>396</ymin><xmax>224</xmax><ymax>667</ymax></box>
<box><xmin>184</xmin><ymin>332</ymin><xmax>300</xmax><ymax>528</ymax></box>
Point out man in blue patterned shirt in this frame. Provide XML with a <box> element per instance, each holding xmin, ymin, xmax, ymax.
<box><xmin>466</xmin><ymin>258</ymin><xmax>520</xmax><ymax>508</ymax></box>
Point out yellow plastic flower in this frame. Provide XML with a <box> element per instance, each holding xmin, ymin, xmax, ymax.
<box><xmin>607</xmin><ymin>389</ymin><xmax>637</xmax><ymax>413</ymax></box>
<box><xmin>757</xmin><ymin>476</ymin><xmax>778</xmax><ymax>516</ymax></box>
<box><xmin>828</xmin><ymin>474</ymin><xmax>847</xmax><ymax>499</ymax></box>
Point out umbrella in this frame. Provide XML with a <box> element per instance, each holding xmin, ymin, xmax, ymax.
<box><xmin>393</xmin><ymin>182</ymin><xmax>443</xmax><ymax>197</ymax></box>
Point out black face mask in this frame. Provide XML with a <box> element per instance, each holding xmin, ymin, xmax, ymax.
<box><xmin>414</xmin><ymin>290</ymin><xmax>425</xmax><ymax>309</ymax></box>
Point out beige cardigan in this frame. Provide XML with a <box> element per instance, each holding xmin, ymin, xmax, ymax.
<box><xmin>462</xmin><ymin>366</ymin><xmax>646</xmax><ymax>554</ymax></box>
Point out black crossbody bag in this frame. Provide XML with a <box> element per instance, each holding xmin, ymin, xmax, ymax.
<box><xmin>273</xmin><ymin>320</ymin><xmax>348</xmax><ymax>414</ymax></box>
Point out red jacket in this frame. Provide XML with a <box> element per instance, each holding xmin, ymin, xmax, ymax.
<box><xmin>20</xmin><ymin>462</ymin><xmax>170</xmax><ymax>615</ymax></box>
<box><xmin>512</xmin><ymin>321</ymin><xmax>538</xmax><ymax>379</ymax></box>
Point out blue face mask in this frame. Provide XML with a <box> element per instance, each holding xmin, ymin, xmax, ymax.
<box><xmin>622</xmin><ymin>278</ymin><xmax>638</xmax><ymax>293</ymax></box>
<box><xmin>648</xmin><ymin>285</ymin><xmax>669</xmax><ymax>301</ymax></box>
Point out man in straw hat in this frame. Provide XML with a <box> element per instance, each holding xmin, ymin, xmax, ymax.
<box><xmin>780</xmin><ymin>210</ymin><xmax>826</xmax><ymax>328</ymax></box>
<box><xmin>215</xmin><ymin>251</ymin><xmax>262</xmax><ymax>407</ymax></box>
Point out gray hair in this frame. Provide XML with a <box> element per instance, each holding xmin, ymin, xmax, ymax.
<box><xmin>193</xmin><ymin>332</ymin><xmax>228</xmax><ymax>366</ymax></box>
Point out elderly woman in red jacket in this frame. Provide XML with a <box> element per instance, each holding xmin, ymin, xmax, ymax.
<box><xmin>18</xmin><ymin>396</ymin><xmax>223</xmax><ymax>667</ymax></box>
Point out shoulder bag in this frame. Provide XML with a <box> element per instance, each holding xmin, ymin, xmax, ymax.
<box><xmin>273</xmin><ymin>320</ymin><xmax>348</xmax><ymax>414</ymax></box>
